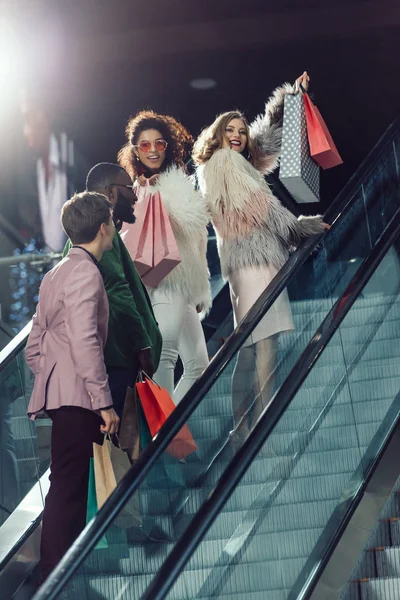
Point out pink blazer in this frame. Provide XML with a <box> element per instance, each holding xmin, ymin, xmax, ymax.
<box><xmin>26</xmin><ymin>247</ymin><xmax>113</xmax><ymax>419</ymax></box>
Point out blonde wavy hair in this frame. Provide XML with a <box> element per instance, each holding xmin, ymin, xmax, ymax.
<box><xmin>192</xmin><ymin>111</ymin><xmax>255</xmax><ymax>165</ymax></box>
<box><xmin>118</xmin><ymin>110</ymin><xmax>193</xmax><ymax>180</ymax></box>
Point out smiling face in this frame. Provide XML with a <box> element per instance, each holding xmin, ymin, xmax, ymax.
<box><xmin>222</xmin><ymin>117</ymin><xmax>248</xmax><ymax>153</ymax></box>
<box><xmin>133</xmin><ymin>128</ymin><xmax>167</xmax><ymax>172</ymax></box>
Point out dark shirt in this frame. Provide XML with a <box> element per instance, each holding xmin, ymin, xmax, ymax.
<box><xmin>72</xmin><ymin>246</ymin><xmax>103</xmax><ymax>275</ymax></box>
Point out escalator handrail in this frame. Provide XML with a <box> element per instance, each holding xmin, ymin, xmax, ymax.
<box><xmin>0</xmin><ymin>322</ymin><xmax>32</xmax><ymax>371</ymax></box>
<box><xmin>33</xmin><ymin>121</ymin><xmax>400</xmax><ymax>600</ymax></box>
<box><xmin>324</xmin><ymin>117</ymin><xmax>399</xmax><ymax>223</ymax></box>
<box><xmin>140</xmin><ymin>210</ymin><xmax>400</xmax><ymax>600</ymax></box>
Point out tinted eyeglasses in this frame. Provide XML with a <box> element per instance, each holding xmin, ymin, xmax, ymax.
<box><xmin>133</xmin><ymin>139</ymin><xmax>168</xmax><ymax>153</ymax></box>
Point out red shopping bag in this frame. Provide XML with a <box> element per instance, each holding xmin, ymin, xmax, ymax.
<box><xmin>142</xmin><ymin>192</ymin><xmax>181</xmax><ymax>288</ymax></box>
<box><xmin>120</xmin><ymin>185</ymin><xmax>153</xmax><ymax>276</ymax></box>
<box><xmin>303</xmin><ymin>94</ymin><xmax>343</xmax><ymax>170</ymax></box>
<box><xmin>136</xmin><ymin>376</ymin><xmax>197</xmax><ymax>459</ymax></box>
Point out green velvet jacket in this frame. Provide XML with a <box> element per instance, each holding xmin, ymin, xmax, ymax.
<box><xmin>63</xmin><ymin>232</ymin><xmax>162</xmax><ymax>372</ymax></box>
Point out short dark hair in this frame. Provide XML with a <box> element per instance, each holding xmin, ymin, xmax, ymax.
<box><xmin>86</xmin><ymin>162</ymin><xmax>126</xmax><ymax>191</ymax></box>
<box><xmin>61</xmin><ymin>192</ymin><xmax>112</xmax><ymax>244</ymax></box>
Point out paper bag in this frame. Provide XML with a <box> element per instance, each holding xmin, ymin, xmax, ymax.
<box><xmin>86</xmin><ymin>458</ymin><xmax>108</xmax><ymax>549</ymax></box>
<box><xmin>136</xmin><ymin>376</ymin><xmax>197</xmax><ymax>459</ymax></box>
<box><xmin>120</xmin><ymin>185</ymin><xmax>153</xmax><ymax>276</ymax></box>
<box><xmin>303</xmin><ymin>93</ymin><xmax>343</xmax><ymax>170</ymax></box>
<box><xmin>137</xmin><ymin>399</ymin><xmax>185</xmax><ymax>489</ymax></box>
<box><xmin>119</xmin><ymin>386</ymin><xmax>141</xmax><ymax>462</ymax></box>
<box><xmin>279</xmin><ymin>93</ymin><xmax>320</xmax><ymax>203</ymax></box>
<box><xmin>93</xmin><ymin>436</ymin><xmax>141</xmax><ymax>528</ymax></box>
<box><xmin>142</xmin><ymin>192</ymin><xmax>181</xmax><ymax>288</ymax></box>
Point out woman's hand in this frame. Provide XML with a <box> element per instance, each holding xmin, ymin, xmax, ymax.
<box><xmin>296</xmin><ymin>71</ymin><xmax>310</xmax><ymax>93</ymax></box>
<box><xmin>138</xmin><ymin>174</ymin><xmax>160</xmax><ymax>187</ymax></box>
<box><xmin>323</xmin><ymin>222</ymin><xmax>331</xmax><ymax>230</ymax></box>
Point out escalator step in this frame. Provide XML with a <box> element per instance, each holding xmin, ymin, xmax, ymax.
<box><xmin>360</xmin><ymin>577</ymin><xmax>400</xmax><ymax>599</ymax></box>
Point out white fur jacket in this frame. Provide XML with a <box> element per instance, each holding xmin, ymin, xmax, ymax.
<box><xmin>196</xmin><ymin>84</ymin><xmax>326</xmax><ymax>280</ymax></box>
<box><xmin>141</xmin><ymin>166</ymin><xmax>211</xmax><ymax>315</ymax></box>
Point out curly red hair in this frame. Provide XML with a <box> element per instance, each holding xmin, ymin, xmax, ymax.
<box><xmin>118</xmin><ymin>110</ymin><xmax>193</xmax><ymax>180</ymax></box>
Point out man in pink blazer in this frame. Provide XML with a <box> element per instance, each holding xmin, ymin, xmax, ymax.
<box><xmin>26</xmin><ymin>191</ymin><xmax>119</xmax><ymax>582</ymax></box>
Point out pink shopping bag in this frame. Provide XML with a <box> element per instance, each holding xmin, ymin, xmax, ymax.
<box><xmin>120</xmin><ymin>185</ymin><xmax>153</xmax><ymax>276</ymax></box>
<box><xmin>142</xmin><ymin>191</ymin><xmax>181</xmax><ymax>288</ymax></box>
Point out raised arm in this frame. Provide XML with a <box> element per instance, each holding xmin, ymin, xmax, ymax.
<box><xmin>249</xmin><ymin>72</ymin><xmax>310</xmax><ymax>174</ymax></box>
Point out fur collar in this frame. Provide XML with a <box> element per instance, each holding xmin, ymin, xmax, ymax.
<box><xmin>150</xmin><ymin>166</ymin><xmax>209</xmax><ymax>236</ymax></box>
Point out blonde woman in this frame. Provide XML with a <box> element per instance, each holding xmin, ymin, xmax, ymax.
<box><xmin>193</xmin><ymin>72</ymin><xmax>329</xmax><ymax>445</ymax></box>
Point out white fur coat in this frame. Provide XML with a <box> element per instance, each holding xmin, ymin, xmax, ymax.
<box><xmin>196</xmin><ymin>84</ymin><xmax>326</xmax><ymax>279</ymax></box>
<box><xmin>144</xmin><ymin>166</ymin><xmax>211</xmax><ymax>315</ymax></box>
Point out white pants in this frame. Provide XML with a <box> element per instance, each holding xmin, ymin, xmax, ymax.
<box><xmin>151</xmin><ymin>290</ymin><xmax>209</xmax><ymax>404</ymax></box>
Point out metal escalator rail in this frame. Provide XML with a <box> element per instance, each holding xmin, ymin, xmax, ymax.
<box><xmin>0</xmin><ymin>251</ymin><xmax>60</xmax><ymax>371</ymax></box>
<box><xmin>139</xmin><ymin>211</ymin><xmax>400</xmax><ymax>600</ymax></box>
<box><xmin>0</xmin><ymin>252</ymin><xmax>62</xmax><ymax>267</ymax></box>
<box><xmin>0</xmin><ymin>322</ymin><xmax>32</xmax><ymax>371</ymax></box>
<box><xmin>290</xmin><ymin>393</ymin><xmax>400</xmax><ymax>600</ymax></box>
<box><xmin>33</xmin><ymin>119</ymin><xmax>400</xmax><ymax>600</ymax></box>
<box><xmin>323</xmin><ymin>118</ymin><xmax>399</xmax><ymax>224</ymax></box>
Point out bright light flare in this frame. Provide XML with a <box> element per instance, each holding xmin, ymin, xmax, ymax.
<box><xmin>0</xmin><ymin>17</ymin><xmax>23</xmax><ymax>84</ymax></box>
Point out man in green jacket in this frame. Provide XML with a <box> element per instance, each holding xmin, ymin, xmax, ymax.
<box><xmin>64</xmin><ymin>162</ymin><xmax>162</xmax><ymax>417</ymax></box>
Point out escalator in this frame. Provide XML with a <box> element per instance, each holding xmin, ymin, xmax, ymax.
<box><xmin>0</xmin><ymin>119</ymin><xmax>399</xmax><ymax>600</ymax></box>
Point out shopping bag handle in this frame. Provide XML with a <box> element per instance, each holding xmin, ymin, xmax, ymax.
<box><xmin>102</xmin><ymin>432</ymin><xmax>123</xmax><ymax>449</ymax></box>
<box><xmin>299</xmin><ymin>83</ymin><xmax>308</xmax><ymax>95</ymax></box>
<box><xmin>138</xmin><ymin>370</ymin><xmax>161</xmax><ymax>389</ymax></box>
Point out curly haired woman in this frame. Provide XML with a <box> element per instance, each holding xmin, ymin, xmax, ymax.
<box><xmin>119</xmin><ymin>111</ymin><xmax>210</xmax><ymax>403</ymax></box>
<box><xmin>193</xmin><ymin>72</ymin><xmax>329</xmax><ymax>446</ymax></box>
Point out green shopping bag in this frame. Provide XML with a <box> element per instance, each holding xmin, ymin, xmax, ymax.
<box><xmin>86</xmin><ymin>458</ymin><xmax>108</xmax><ymax>550</ymax></box>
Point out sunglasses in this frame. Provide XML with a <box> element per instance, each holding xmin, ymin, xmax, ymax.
<box><xmin>133</xmin><ymin>139</ymin><xmax>168</xmax><ymax>153</ymax></box>
<box><xmin>108</xmin><ymin>183</ymin><xmax>135</xmax><ymax>191</ymax></box>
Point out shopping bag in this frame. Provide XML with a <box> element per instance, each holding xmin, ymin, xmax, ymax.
<box><xmin>119</xmin><ymin>386</ymin><xmax>141</xmax><ymax>462</ymax></box>
<box><xmin>120</xmin><ymin>184</ymin><xmax>153</xmax><ymax>276</ymax></box>
<box><xmin>137</xmin><ymin>396</ymin><xmax>186</xmax><ymax>489</ymax></box>
<box><xmin>141</xmin><ymin>192</ymin><xmax>181</xmax><ymax>288</ymax></box>
<box><xmin>86</xmin><ymin>458</ymin><xmax>108</xmax><ymax>549</ymax></box>
<box><xmin>303</xmin><ymin>93</ymin><xmax>343</xmax><ymax>170</ymax></box>
<box><xmin>279</xmin><ymin>93</ymin><xmax>320</xmax><ymax>203</ymax></box>
<box><xmin>93</xmin><ymin>435</ymin><xmax>141</xmax><ymax>528</ymax></box>
<box><xmin>136</xmin><ymin>376</ymin><xmax>197</xmax><ymax>459</ymax></box>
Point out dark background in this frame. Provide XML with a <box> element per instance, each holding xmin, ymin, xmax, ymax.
<box><xmin>3</xmin><ymin>0</ymin><xmax>400</xmax><ymax>211</ymax></box>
